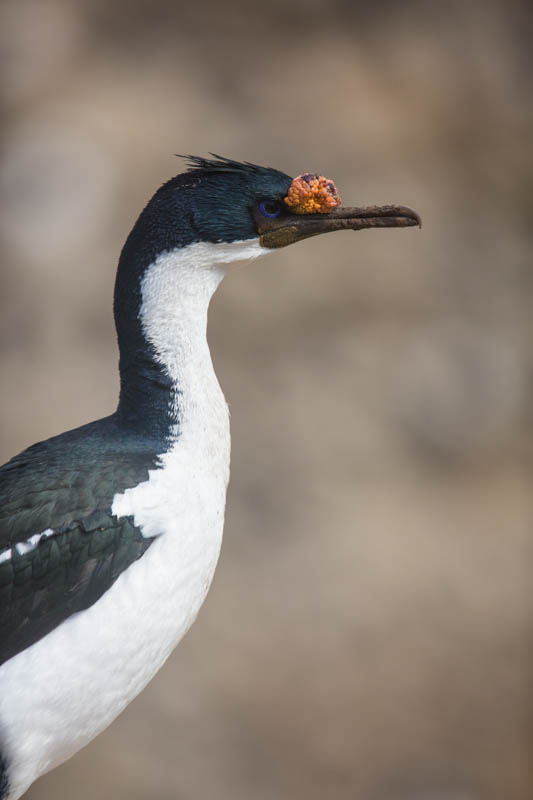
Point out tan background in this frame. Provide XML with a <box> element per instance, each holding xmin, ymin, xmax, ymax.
<box><xmin>0</xmin><ymin>1</ymin><xmax>531</xmax><ymax>798</ymax></box>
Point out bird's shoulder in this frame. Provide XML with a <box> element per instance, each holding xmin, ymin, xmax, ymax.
<box><xmin>0</xmin><ymin>415</ymin><xmax>161</xmax><ymax>544</ymax></box>
<box><xmin>0</xmin><ymin>415</ymin><xmax>164</xmax><ymax>666</ymax></box>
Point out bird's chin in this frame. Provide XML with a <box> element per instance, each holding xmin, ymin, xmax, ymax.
<box><xmin>256</xmin><ymin>205</ymin><xmax>421</xmax><ymax>249</ymax></box>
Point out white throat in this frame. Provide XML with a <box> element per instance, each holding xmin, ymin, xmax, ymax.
<box><xmin>139</xmin><ymin>238</ymin><xmax>265</xmax><ymax>440</ymax></box>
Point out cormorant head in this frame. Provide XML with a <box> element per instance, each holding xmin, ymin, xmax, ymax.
<box><xmin>119</xmin><ymin>154</ymin><xmax>420</xmax><ymax>272</ymax></box>
<box><xmin>113</xmin><ymin>156</ymin><xmax>420</xmax><ymax>428</ymax></box>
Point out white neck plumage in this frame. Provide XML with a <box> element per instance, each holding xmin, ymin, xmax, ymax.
<box><xmin>111</xmin><ymin>237</ymin><xmax>268</xmax><ymax>532</ymax></box>
<box><xmin>139</xmin><ymin>239</ymin><xmax>266</xmax><ymax>448</ymax></box>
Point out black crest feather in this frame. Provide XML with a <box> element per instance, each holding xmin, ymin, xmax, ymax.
<box><xmin>175</xmin><ymin>153</ymin><xmax>282</xmax><ymax>177</ymax></box>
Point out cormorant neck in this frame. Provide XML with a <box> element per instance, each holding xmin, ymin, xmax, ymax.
<box><xmin>114</xmin><ymin>246</ymin><xmax>227</xmax><ymax>443</ymax></box>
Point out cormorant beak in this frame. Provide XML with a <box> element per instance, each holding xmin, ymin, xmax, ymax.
<box><xmin>256</xmin><ymin>205</ymin><xmax>421</xmax><ymax>249</ymax></box>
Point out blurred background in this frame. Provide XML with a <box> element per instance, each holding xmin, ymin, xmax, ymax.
<box><xmin>0</xmin><ymin>1</ymin><xmax>531</xmax><ymax>798</ymax></box>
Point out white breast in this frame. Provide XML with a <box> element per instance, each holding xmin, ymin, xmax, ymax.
<box><xmin>0</xmin><ymin>239</ymin><xmax>268</xmax><ymax>800</ymax></box>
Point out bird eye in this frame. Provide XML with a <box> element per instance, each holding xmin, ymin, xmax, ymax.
<box><xmin>258</xmin><ymin>200</ymin><xmax>281</xmax><ymax>218</ymax></box>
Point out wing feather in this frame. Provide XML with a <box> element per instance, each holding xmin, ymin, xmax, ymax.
<box><xmin>0</xmin><ymin>416</ymin><xmax>161</xmax><ymax>666</ymax></box>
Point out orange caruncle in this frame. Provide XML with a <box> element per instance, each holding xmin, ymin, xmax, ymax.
<box><xmin>284</xmin><ymin>173</ymin><xmax>342</xmax><ymax>214</ymax></box>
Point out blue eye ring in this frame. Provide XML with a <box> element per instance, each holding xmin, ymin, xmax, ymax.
<box><xmin>258</xmin><ymin>200</ymin><xmax>281</xmax><ymax>218</ymax></box>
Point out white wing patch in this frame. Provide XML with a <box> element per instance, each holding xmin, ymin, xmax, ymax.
<box><xmin>0</xmin><ymin>528</ymin><xmax>55</xmax><ymax>564</ymax></box>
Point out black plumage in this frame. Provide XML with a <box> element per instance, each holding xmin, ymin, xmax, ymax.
<box><xmin>0</xmin><ymin>416</ymin><xmax>158</xmax><ymax>665</ymax></box>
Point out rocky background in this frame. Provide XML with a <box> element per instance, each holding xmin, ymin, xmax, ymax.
<box><xmin>0</xmin><ymin>1</ymin><xmax>531</xmax><ymax>798</ymax></box>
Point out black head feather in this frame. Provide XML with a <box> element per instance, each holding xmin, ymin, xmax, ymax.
<box><xmin>176</xmin><ymin>153</ymin><xmax>288</xmax><ymax>180</ymax></box>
